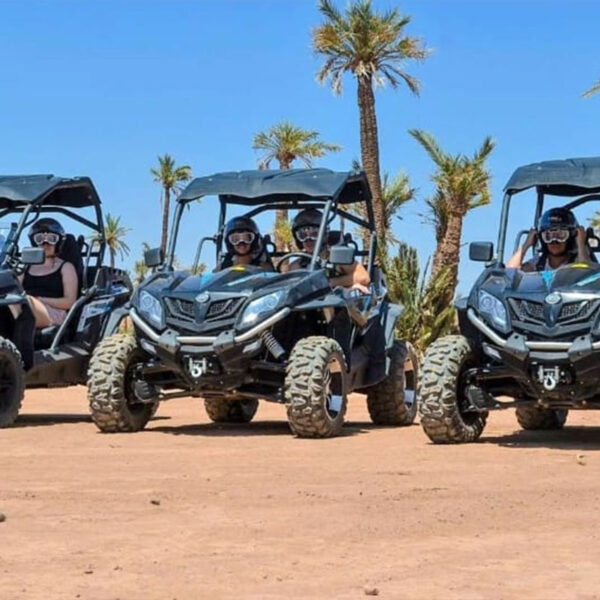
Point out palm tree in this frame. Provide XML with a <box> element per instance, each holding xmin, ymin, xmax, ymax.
<box><xmin>409</xmin><ymin>129</ymin><xmax>495</xmax><ymax>302</ymax></box>
<box><xmin>313</xmin><ymin>0</ymin><xmax>428</xmax><ymax>240</ymax></box>
<box><xmin>133</xmin><ymin>242</ymin><xmax>150</xmax><ymax>285</ymax></box>
<box><xmin>151</xmin><ymin>154</ymin><xmax>192</xmax><ymax>254</ymax></box>
<box><xmin>252</xmin><ymin>121</ymin><xmax>341</xmax><ymax>248</ymax></box>
<box><xmin>103</xmin><ymin>214</ymin><xmax>131</xmax><ymax>268</ymax></box>
<box><xmin>350</xmin><ymin>163</ymin><xmax>415</xmax><ymax>249</ymax></box>
<box><xmin>583</xmin><ymin>79</ymin><xmax>600</xmax><ymax>98</ymax></box>
<box><xmin>385</xmin><ymin>242</ymin><xmax>455</xmax><ymax>356</ymax></box>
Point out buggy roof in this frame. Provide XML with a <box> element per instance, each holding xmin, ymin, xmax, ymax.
<box><xmin>178</xmin><ymin>168</ymin><xmax>371</xmax><ymax>205</ymax></box>
<box><xmin>504</xmin><ymin>157</ymin><xmax>600</xmax><ymax>196</ymax></box>
<box><xmin>0</xmin><ymin>175</ymin><xmax>101</xmax><ymax>209</ymax></box>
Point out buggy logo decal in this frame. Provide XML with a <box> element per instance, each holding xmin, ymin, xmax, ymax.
<box><xmin>576</xmin><ymin>272</ymin><xmax>600</xmax><ymax>287</ymax></box>
<box><xmin>541</xmin><ymin>270</ymin><xmax>555</xmax><ymax>288</ymax></box>
<box><xmin>196</xmin><ymin>292</ymin><xmax>210</xmax><ymax>303</ymax></box>
<box><xmin>545</xmin><ymin>292</ymin><xmax>561</xmax><ymax>305</ymax></box>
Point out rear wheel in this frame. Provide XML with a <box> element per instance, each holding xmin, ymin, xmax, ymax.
<box><xmin>366</xmin><ymin>340</ymin><xmax>418</xmax><ymax>425</ymax></box>
<box><xmin>419</xmin><ymin>335</ymin><xmax>487</xmax><ymax>444</ymax></box>
<box><xmin>0</xmin><ymin>338</ymin><xmax>25</xmax><ymax>428</ymax></box>
<box><xmin>285</xmin><ymin>336</ymin><xmax>347</xmax><ymax>438</ymax></box>
<box><xmin>516</xmin><ymin>406</ymin><xmax>568</xmax><ymax>430</ymax></box>
<box><xmin>87</xmin><ymin>334</ymin><xmax>157</xmax><ymax>433</ymax></box>
<box><xmin>204</xmin><ymin>398</ymin><xmax>258</xmax><ymax>423</ymax></box>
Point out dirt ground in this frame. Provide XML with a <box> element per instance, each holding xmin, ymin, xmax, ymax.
<box><xmin>2</xmin><ymin>389</ymin><xmax>600</xmax><ymax>600</ymax></box>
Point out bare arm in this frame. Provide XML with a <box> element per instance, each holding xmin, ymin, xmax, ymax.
<box><xmin>506</xmin><ymin>228</ymin><xmax>537</xmax><ymax>269</ymax></box>
<box><xmin>38</xmin><ymin>262</ymin><xmax>78</xmax><ymax>310</ymax></box>
<box><xmin>329</xmin><ymin>262</ymin><xmax>370</xmax><ymax>292</ymax></box>
<box><xmin>575</xmin><ymin>226</ymin><xmax>591</xmax><ymax>263</ymax></box>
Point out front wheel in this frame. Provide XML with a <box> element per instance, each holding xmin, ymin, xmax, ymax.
<box><xmin>285</xmin><ymin>336</ymin><xmax>347</xmax><ymax>438</ymax></box>
<box><xmin>516</xmin><ymin>406</ymin><xmax>568</xmax><ymax>430</ymax></box>
<box><xmin>204</xmin><ymin>398</ymin><xmax>258</xmax><ymax>423</ymax></box>
<box><xmin>366</xmin><ymin>340</ymin><xmax>418</xmax><ymax>425</ymax></box>
<box><xmin>0</xmin><ymin>338</ymin><xmax>25</xmax><ymax>428</ymax></box>
<box><xmin>419</xmin><ymin>335</ymin><xmax>487</xmax><ymax>444</ymax></box>
<box><xmin>87</xmin><ymin>334</ymin><xmax>157</xmax><ymax>433</ymax></box>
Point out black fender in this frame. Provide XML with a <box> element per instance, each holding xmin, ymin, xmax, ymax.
<box><xmin>381</xmin><ymin>302</ymin><xmax>403</xmax><ymax>350</ymax></box>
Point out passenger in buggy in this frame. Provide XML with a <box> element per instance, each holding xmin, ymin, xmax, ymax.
<box><xmin>218</xmin><ymin>216</ymin><xmax>274</xmax><ymax>271</ymax></box>
<box><xmin>507</xmin><ymin>207</ymin><xmax>591</xmax><ymax>272</ymax></box>
<box><xmin>284</xmin><ymin>208</ymin><xmax>370</xmax><ymax>293</ymax></box>
<box><xmin>12</xmin><ymin>218</ymin><xmax>79</xmax><ymax>328</ymax></box>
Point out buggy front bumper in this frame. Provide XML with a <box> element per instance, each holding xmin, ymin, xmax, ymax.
<box><xmin>467</xmin><ymin>308</ymin><xmax>600</xmax><ymax>401</ymax></box>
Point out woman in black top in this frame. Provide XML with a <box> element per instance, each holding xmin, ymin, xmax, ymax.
<box><xmin>17</xmin><ymin>218</ymin><xmax>78</xmax><ymax>328</ymax></box>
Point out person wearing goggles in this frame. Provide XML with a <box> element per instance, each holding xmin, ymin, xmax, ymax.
<box><xmin>507</xmin><ymin>207</ymin><xmax>590</xmax><ymax>272</ymax></box>
<box><xmin>221</xmin><ymin>216</ymin><xmax>272</xmax><ymax>270</ymax></box>
<box><xmin>11</xmin><ymin>218</ymin><xmax>79</xmax><ymax>328</ymax></box>
<box><xmin>285</xmin><ymin>208</ymin><xmax>370</xmax><ymax>293</ymax></box>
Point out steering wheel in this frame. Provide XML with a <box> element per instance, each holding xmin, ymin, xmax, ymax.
<box><xmin>276</xmin><ymin>252</ymin><xmax>324</xmax><ymax>272</ymax></box>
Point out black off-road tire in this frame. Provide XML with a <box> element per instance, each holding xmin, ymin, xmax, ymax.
<box><xmin>0</xmin><ymin>338</ymin><xmax>25</xmax><ymax>428</ymax></box>
<box><xmin>366</xmin><ymin>340</ymin><xmax>418</xmax><ymax>426</ymax></box>
<box><xmin>515</xmin><ymin>406</ymin><xmax>568</xmax><ymax>430</ymax></box>
<box><xmin>87</xmin><ymin>334</ymin><xmax>157</xmax><ymax>433</ymax></box>
<box><xmin>419</xmin><ymin>335</ymin><xmax>487</xmax><ymax>444</ymax></box>
<box><xmin>204</xmin><ymin>398</ymin><xmax>259</xmax><ymax>423</ymax></box>
<box><xmin>285</xmin><ymin>336</ymin><xmax>347</xmax><ymax>438</ymax></box>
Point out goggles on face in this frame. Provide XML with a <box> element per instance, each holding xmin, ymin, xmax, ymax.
<box><xmin>541</xmin><ymin>227</ymin><xmax>570</xmax><ymax>244</ymax></box>
<box><xmin>295</xmin><ymin>225</ymin><xmax>319</xmax><ymax>243</ymax></box>
<box><xmin>227</xmin><ymin>231</ymin><xmax>255</xmax><ymax>246</ymax></box>
<box><xmin>33</xmin><ymin>232</ymin><xmax>61</xmax><ymax>246</ymax></box>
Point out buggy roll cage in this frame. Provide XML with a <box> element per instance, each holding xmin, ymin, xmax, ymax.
<box><xmin>496</xmin><ymin>157</ymin><xmax>600</xmax><ymax>264</ymax></box>
<box><xmin>166</xmin><ymin>169</ymin><xmax>377</xmax><ymax>278</ymax></box>
<box><xmin>0</xmin><ymin>176</ymin><xmax>106</xmax><ymax>274</ymax></box>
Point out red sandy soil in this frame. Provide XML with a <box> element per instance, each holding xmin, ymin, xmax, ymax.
<box><xmin>2</xmin><ymin>388</ymin><xmax>600</xmax><ymax>599</ymax></box>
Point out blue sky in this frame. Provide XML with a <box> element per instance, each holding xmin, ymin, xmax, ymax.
<box><xmin>2</xmin><ymin>0</ymin><xmax>600</xmax><ymax>293</ymax></box>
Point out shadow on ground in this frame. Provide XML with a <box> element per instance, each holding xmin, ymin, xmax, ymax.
<box><xmin>149</xmin><ymin>419</ymin><xmax>382</xmax><ymax>438</ymax></box>
<box><xmin>483</xmin><ymin>426</ymin><xmax>600</xmax><ymax>451</ymax></box>
<box><xmin>14</xmin><ymin>414</ymin><xmax>170</xmax><ymax>428</ymax></box>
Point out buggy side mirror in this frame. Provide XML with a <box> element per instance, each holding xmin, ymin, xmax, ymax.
<box><xmin>469</xmin><ymin>242</ymin><xmax>494</xmax><ymax>262</ymax></box>
<box><xmin>144</xmin><ymin>247</ymin><xmax>164</xmax><ymax>268</ymax></box>
<box><xmin>329</xmin><ymin>245</ymin><xmax>355</xmax><ymax>266</ymax></box>
<box><xmin>21</xmin><ymin>247</ymin><xmax>45</xmax><ymax>265</ymax></box>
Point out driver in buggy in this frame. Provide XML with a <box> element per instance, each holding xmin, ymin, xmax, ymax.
<box><xmin>507</xmin><ymin>207</ymin><xmax>591</xmax><ymax>272</ymax></box>
<box><xmin>283</xmin><ymin>208</ymin><xmax>370</xmax><ymax>293</ymax></box>
<box><xmin>219</xmin><ymin>216</ymin><xmax>273</xmax><ymax>271</ymax></box>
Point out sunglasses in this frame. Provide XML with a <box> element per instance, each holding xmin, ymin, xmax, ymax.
<box><xmin>296</xmin><ymin>225</ymin><xmax>319</xmax><ymax>243</ymax></box>
<box><xmin>227</xmin><ymin>231</ymin><xmax>255</xmax><ymax>246</ymax></box>
<box><xmin>541</xmin><ymin>228</ymin><xmax>570</xmax><ymax>244</ymax></box>
<box><xmin>33</xmin><ymin>232</ymin><xmax>60</xmax><ymax>246</ymax></box>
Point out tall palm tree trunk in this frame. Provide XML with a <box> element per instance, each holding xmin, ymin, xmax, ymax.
<box><xmin>434</xmin><ymin>210</ymin><xmax>464</xmax><ymax>300</ymax></box>
<box><xmin>110</xmin><ymin>248</ymin><xmax>115</xmax><ymax>268</ymax></box>
<box><xmin>161</xmin><ymin>187</ymin><xmax>170</xmax><ymax>254</ymax></box>
<box><xmin>357</xmin><ymin>75</ymin><xmax>385</xmax><ymax>243</ymax></box>
<box><xmin>275</xmin><ymin>157</ymin><xmax>292</xmax><ymax>251</ymax></box>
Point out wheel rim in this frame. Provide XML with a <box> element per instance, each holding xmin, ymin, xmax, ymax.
<box><xmin>457</xmin><ymin>359</ymin><xmax>481</xmax><ymax>425</ymax></box>
<box><xmin>0</xmin><ymin>354</ymin><xmax>17</xmax><ymax>413</ymax></box>
<box><xmin>324</xmin><ymin>355</ymin><xmax>344</xmax><ymax>420</ymax></box>
<box><xmin>125</xmin><ymin>358</ymin><xmax>148</xmax><ymax>415</ymax></box>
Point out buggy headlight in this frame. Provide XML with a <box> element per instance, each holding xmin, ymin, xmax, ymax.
<box><xmin>478</xmin><ymin>290</ymin><xmax>508</xmax><ymax>331</ymax></box>
<box><xmin>239</xmin><ymin>290</ymin><xmax>285</xmax><ymax>327</ymax></box>
<box><xmin>138</xmin><ymin>290</ymin><xmax>164</xmax><ymax>328</ymax></box>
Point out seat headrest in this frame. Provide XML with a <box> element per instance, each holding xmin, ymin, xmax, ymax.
<box><xmin>59</xmin><ymin>234</ymin><xmax>83</xmax><ymax>290</ymax></box>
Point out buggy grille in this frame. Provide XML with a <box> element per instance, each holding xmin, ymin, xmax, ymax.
<box><xmin>508</xmin><ymin>298</ymin><xmax>595</xmax><ymax>325</ymax></box>
<box><xmin>165</xmin><ymin>298</ymin><xmax>196</xmax><ymax>322</ymax></box>
<box><xmin>206</xmin><ymin>298</ymin><xmax>244</xmax><ymax>321</ymax></box>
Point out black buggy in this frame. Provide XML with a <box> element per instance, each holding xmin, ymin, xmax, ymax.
<box><xmin>419</xmin><ymin>156</ymin><xmax>600</xmax><ymax>443</ymax></box>
<box><xmin>0</xmin><ymin>175</ymin><xmax>132</xmax><ymax>427</ymax></box>
<box><xmin>87</xmin><ymin>169</ymin><xmax>418</xmax><ymax>438</ymax></box>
